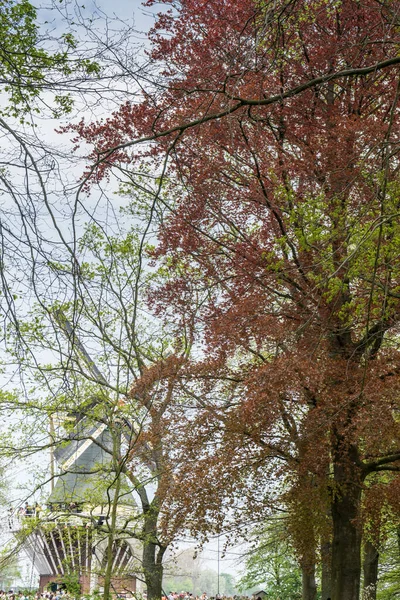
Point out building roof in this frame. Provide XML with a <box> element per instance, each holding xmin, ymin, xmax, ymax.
<box><xmin>48</xmin><ymin>427</ymin><xmax>136</xmax><ymax>507</ymax></box>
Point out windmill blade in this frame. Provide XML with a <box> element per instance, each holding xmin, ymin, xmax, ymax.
<box><xmin>53</xmin><ymin>309</ymin><xmax>108</xmax><ymax>386</ymax></box>
<box><xmin>51</xmin><ymin>309</ymin><xmax>156</xmax><ymax>468</ymax></box>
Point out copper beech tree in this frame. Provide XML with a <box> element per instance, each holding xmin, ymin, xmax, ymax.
<box><xmin>70</xmin><ymin>1</ymin><xmax>400</xmax><ymax>599</ymax></box>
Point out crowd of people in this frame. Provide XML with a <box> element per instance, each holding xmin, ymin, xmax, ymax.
<box><xmin>7</xmin><ymin>504</ymin><xmax>42</xmax><ymax>529</ymax></box>
<box><xmin>164</xmin><ymin>593</ymin><xmax>249</xmax><ymax>600</ymax></box>
<box><xmin>0</xmin><ymin>592</ymin><xmax>77</xmax><ymax>600</ymax></box>
<box><xmin>0</xmin><ymin>591</ymin><xmax>252</xmax><ymax>600</ymax></box>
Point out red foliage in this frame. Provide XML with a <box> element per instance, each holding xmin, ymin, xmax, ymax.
<box><xmin>71</xmin><ymin>1</ymin><xmax>400</xmax><ymax>596</ymax></box>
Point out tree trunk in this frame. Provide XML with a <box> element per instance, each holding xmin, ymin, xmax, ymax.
<box><xmin>330</xmin><ymin>446</ymin><xmax>362</xmax><ymax>600</ymax></box>
<box><xmin>143</xmin><ymin>542</ymin><xmax>164</xmax><ymax>600</ymax></box>
<box><xmin>397</xmin><ymin>525</ymin><xmax>400</xmax><ymax>556</ymax></box>
<box><xmin>362</xmin><ymin>540</ymin><xmax>379</xmax><ymax>600</ymax></box>
<box><xmin>302</xmin><ymin>562</ymin><xmax>317</xmax><ymax>600</ymax></box>
<box><xmin>103</xmin><ymin>430</ymin><xmax>122</xmax><ymax>600</ymax></box>
<box><xmin>321</xmin><ymin>540</ymin><xmax>332</xmax><ymax>600</ymax></box>
<box><xmin>143</xmin><ymin>507</ymin><xmax>166</xmax><ymax>600</ymax></box>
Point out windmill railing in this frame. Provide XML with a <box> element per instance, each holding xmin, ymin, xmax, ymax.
<box><xmin>6</xmin><ymin>503</ymin><xmax>137</xmax><ymax>534</ymax></box>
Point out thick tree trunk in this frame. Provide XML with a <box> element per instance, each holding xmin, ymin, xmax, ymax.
<box><xmin>143</xmin><ymin>507</ymin><xmax>166</xmax><ymax>600</ymax></box>
<box><xmin>321</xmin><ymin>540</ymin><xmax>332</xmax><ymax>600</ymax></box>
<box><xmin>302</xmin><ymin>562</ymin><xmax>317</xmax><ymax>600</ymax></box>
<box><xmin>143</xmin><ymin>540</ymin><xmax>165</xmax><ymax>600</ymax></box>
<box><xmin>362</xmin><ymin>540</ymin><xmax>379</xmax><ymax>600</ymax></box>
<box><xmin>330</xmin><ymin>447</ymin><xmax>362</xmax><ymax>600</ymax></box>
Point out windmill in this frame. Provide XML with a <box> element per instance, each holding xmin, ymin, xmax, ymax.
<box><xmin>16</xmin><ymin>311</ymin><xmax>144</xmax><ymax>597</ymax></box>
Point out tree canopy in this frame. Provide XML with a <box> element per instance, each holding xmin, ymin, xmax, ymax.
<box><xmin>71</xmin><ymin>2</ymin><xmax>400</xmax><ymax>600</ymax></box>
<box><xmin>3</xmin><ymin>2</ymin><xmax>400</xmax><ymax>600</ymax></box>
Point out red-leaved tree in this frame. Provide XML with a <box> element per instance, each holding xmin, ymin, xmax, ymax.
<box><xmin>69</xmin><ymin>1</ymin><xmax>400</xmax><ymax>599</ymax></box>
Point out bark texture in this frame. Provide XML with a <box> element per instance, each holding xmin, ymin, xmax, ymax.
<box><xmin>362</xmin><ymin>541</ymin><xmax>379</xmax><ymax>600</ymax></box>
<box><xmin>143</xmin><ymin>507</ymin><xmax>166</xmax><ymax>600</ymax></box>
<box><xmin>331</xmin><ymin>445</ymin><xmax>362</xmax><ymax>600</ymax></box>
<box><xmin>321</xmin><ymin>540</ymin><xmax>332</xmax><ymax>600</ymax></box>
<box><xmin>302</xmin><ymin>563</ymin><xmax>317</xmax><ymax>600</ymax></box>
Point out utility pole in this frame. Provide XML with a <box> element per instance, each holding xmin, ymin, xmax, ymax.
<box><xmin>217</xmin><ymin>534</ymin><xmax>220</xmax><ymax>596</ymax></box>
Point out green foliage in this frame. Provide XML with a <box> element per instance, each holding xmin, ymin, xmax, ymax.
<box><xmin>60</xmin><ymin>571</ymin><xmax>81</xmax><ymax>597</ymax></box>
<box><xmin>237</xmin><ymin>522</ymin><xmax>301</xmax><ymax>600</ymax></box>
<box><xmin>377</xmin><ymin>529</ymin><xmax>400</xmax><ymax>600</ymax></box>
<box><xmin>219</xmin><ymin>573</ymin><xmax>237</xmax><ymax>596</ymax></box>
<box><xmin>0</xmin><ymin>550</ymin><xmax>21</xmax><ymax>590</ymax></box>
<box><xmin>164</xmin><ymin>563</ymin><xmax>237</xmax><ymax>596</ymax></box>
<box><xmin>0</xmin><ymin>0</ymin><xmax>52</xmax><ymax>114</ymax></box>
<box><xmin>0</xmin><ymin>0</ymin><xmax>100</xmax><ymax>116</ymax></box>
<box><xmin>163</xmin><ymin>549</ymin><xmax>237</xmax><ymax>596</ymax></box>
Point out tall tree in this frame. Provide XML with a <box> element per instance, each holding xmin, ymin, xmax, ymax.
<box><xmin>71</xmin><ymin>1</ymin><xmax>400</xmax><ymax>599</ymax></box>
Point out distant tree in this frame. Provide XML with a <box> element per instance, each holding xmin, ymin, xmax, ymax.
<box><xmin>219</xmin><ymin>573</ymin><xmax>236</xmax><ymax>596</ymax></box>
<box><xmin>163</xmin><ymin>549</ymin><xmax>205</xmax><ymax>595</ymax></box>
<box><xmin>0</xmin><ymin>551</ymin><xmax>21</xmax><ymax>591</ymax></box>
<box><xmin>374</xmin><ymin>527</ymin><xmax>400</xmax><ymax>600</ymax></box>
<box><xmin>163</xmin><ymin>549</ymin><xmax>237</xmax><ymax>596</ymax></box>
<box><xmin>238</xmin><ymin>522</ymin><xmax>302</xmax><ymax>600</ymax></box>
